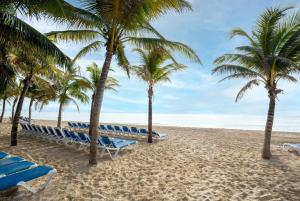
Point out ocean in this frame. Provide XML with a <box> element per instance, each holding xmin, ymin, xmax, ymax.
<box><xmin>21</xmin><ymin>112</ymin><xmax>300</xmax><ymax>132</ymax></box>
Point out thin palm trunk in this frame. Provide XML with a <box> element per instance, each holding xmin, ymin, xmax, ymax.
<box><xmin>89</xmin><ymin>51</ymin><xmax>113</xmax><ymax>165</ymax></box>
<box><xmin>11</xmin><ymin>96</ymin><xmax>18</xmax><ymax>120</ymax></box>
<box><xmin>57</xmin><ymin>102</ymin><xmax>63</xmax><ymax>128</ymax></box>
<box><xmin>148</xmin><ymin>86</ymin><xmax>153</xmax><ymax>143</ymax></box>
<box><xmin>262</xmin><ymin>91</ymin><xmax>276</xmax><ymax>159</ymax></box>
<box><xmin>28</xmin><ymin>98</ymin><xmax>34</xmax><ymax>124</ymax></box>
<box><xmin>0</xmin><ymin>98</ymin><xmax>6</xmax><ymax>123</ymax></box>
<box><xmin>11</xmin><ymin>71</ymin><xmax>33</xmax><ymax>146</ymax></box>
<box><xmin>89</xmin><ymin>94</ymin><xmax>95</xmax><ymax>124</ymax></box>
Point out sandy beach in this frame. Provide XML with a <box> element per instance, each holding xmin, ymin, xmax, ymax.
<box><xmin>0</xmin><ymin>119</ymin><xmax>300</xmax><ymax>201</ymax></box>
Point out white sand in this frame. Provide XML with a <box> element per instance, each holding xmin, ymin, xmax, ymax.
<box><xmin>0</xmin><ymin>119</ymin><xmax>300</xmax><ymax>201</ymax></box>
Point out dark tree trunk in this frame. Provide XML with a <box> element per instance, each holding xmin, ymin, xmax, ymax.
<box><xmin>89</xmin><ymin>94</ymin><xmax>95</xmax><ymax>124</ymax></box>
<box><xmin>28</xmin><ymin>98</ymin><xmax>34</xmax><ymax>124</ymax></box>
<box><xmin>57</xmin><ymin>102</ymin><xmax>63</xmax><ymax>128</ymax></box>
<box><xmin>89</xmin><ymin>51</ymin><xmax>113</xmax><ymax>165</ymax></box>
<box><xmin>148</xmin><ymin>86</ymin><xmax>153</xmax><ymax>143</ymax></box>
<box><xmin>0</xmin><ymin>98</ymin><xmax>6</xmax><ymax>123</ymax></box>
<box><xmin>11</xmin><ymin>96</ymin><xmax>18</xmax><ymax>120</ymax></box>
<box><xmin>262</xmin><ymin>91</ymin><xmax>276</xmax><ymax>159</ymax></box>
<box><xmin>11</xmin><ymin>72</ymin><xmax>33</xmax><ymax>146</ymax></box>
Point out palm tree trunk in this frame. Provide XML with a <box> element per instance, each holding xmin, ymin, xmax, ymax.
<box><xmin>57</xmin><ymin>102</ymin><xmax>63</xmax><ymax>128</ymax></box>
<box><xmin>11</xmin><ymin>70</ymin><xmax>33</xmax><ymax>146</ymax></box>
<box><xmin>89</xmin><ymin>51</ymin><xmax>113</xmax><ymax>165</ymax></box>
<box><xmin>89</xmin><ymin>94</ymin><xmax>95</xmax><ymax>124</ymax></box>
<box><xmin>11</xmin><ymin>96</ymin><xmax>18</xmax><ymax>120</ymax></box>
<box><xmin>262</xmin><ymin>92</ymin><xmax>276</xmax><ymax>159</ymax></box>
<box><xmin>28</xmin><ymin>98</ymin><xmax>34</xmax><ymax>124</ymax></box>
<box><xmin>0</xmin><ymin>98</ymin><xmax>6</xmax><ymax>123</ymax></box>
<box><xmin>148</xmin><ymin>86</ymin><xmax>153</xmax><ymax>143</ymax></box>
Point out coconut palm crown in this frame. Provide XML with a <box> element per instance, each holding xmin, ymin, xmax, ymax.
<box><xmin>212</xmin><ymin>7</ymin><xmax>300</xmax><ymax>159</ymax></box>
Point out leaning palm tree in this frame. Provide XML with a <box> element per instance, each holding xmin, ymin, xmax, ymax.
<box><xmin>9</xmin><ymin>52</ymin><xmax>68</xmax><ymax>146</ymax></box>
<box><xmin>212</xmin><ymin>7</ymin><xmax>300</xmax><ymax>159</ymax></box>
<box><xmin>53</xmin><ymin>72</ymin><xmax>89</xmax><ymax>128</ymax></box>
<box><xmin>47</xmin><ymin>0</ymin><xmax>200</xmax><ymax>165</ymax></box>
<box><xmin>132</xmin><ymin>48</ymin><xmax>186</xmax><ymax>143</ymax></box>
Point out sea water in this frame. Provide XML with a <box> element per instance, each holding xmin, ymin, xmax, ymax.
<box><xmin>20</xmin><ymin>112</ymin><xmax>300</xmax><ymax>132</ymax></box>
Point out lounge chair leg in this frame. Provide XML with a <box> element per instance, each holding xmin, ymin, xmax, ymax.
<box><xmin>17</xmin><ymin>169</ymin><xmax>57</xmax><ymax>194</ymax></box>
<box><xmin>100</xmin><ymin>148</ymin><xmax>106</xmax><ymax>157</ymax></box>
<box><xmin>113</xmin><ymin>149</ymin><xmax>120</xmax><ymax>159</ymax></box>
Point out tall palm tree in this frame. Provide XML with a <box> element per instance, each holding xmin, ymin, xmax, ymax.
<box><xmin>53</xmin><ymin>72</ymin><xmax>89</xmax><ymax>128</ymax></box>
<box><xmin>132</xmin><ymin>48</ymin><xmax>186</xmax><ymax>143</ymax></box>
<box><xmin>212</xmin><ymin>7</ymin><xmax>300</xmax><ymax>159</ymax></box>
<box><xmin>47</xmin><ymin>0</ymin><xmax>200</xmax><ymax>165</ymax></box>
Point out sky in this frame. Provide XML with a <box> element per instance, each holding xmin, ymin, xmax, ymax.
<box><xmin>15</xmin><ymin>0</ymin><xmax>300</xmax><ymax>122</ymax></box>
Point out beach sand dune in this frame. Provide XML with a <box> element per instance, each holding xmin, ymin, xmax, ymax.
<box><xmin>0</xmin><ymin>120</ymin><xmax>300</xmax><ymax>201</ymax></box>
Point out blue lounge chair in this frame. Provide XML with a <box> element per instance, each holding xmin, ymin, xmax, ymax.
<box><xmin>0</xmin><ymin>152</ymin><xmax>9</xmax><ymax>159</ymax></box>
<box><xmin>77</xmin><ymin>133</ymin><xmax>91</xmax><ymax>145</ymax></box>
<box><xmin>0</xmin><ymin>165</ymin><xmax>57</xmax><ymax>193</ymax></box>
<box><xmin>98</xmin><ymin>136</ymin><xmax>137</xmax><ymax>159</ymax></box>
<box><xmin>98</xmin><ymin>125</ymin><xmax>108</xmax><ymax>133</ymax></box>
<box><xmin>152</xmin><ymin>131</ymin><xmax>169</xmax><ymax>140</ymax></box>
<box><xmin>0</xmin><ymin>157</ymin><xmax>24</xmax><ymax>166</ymax></box>
<box><xmin>139</xmin><ymin>128</ymin><xmax>148</xmax><ymax>137</ymax></box>
<box><xmin>114</xmin><ymin>126</ymin><xmax>123</xmax><ymax>134</ymax></box>
<box><xmin>106</xmin><ymin>125</ymin><xmax>115</xmax><ymax>133</ymax></box>
<box><xmin>0</xmin><ymin>161</ymin><xmax>36</xmax><ymax>177</ymax></box>
<box><xmin>130</xmin><ymin>127</ymin><xmax>139</xmax><ymax>135</ymax></box>
<box><xmin>122</xmin><ymin>126</ymin><xmax>131</xmax><ymax>135</ymax></box>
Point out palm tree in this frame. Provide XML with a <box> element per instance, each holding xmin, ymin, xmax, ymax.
<box><xmin>27</xmin><ymin>77</ymin><xmax>54</xmax><ymax>124</ymax></box>
<box><xmin>47</xmin><ymin>0</ymin><xmax>200</xmax><ymax>165</ymax></box>
<box><xmin>85</xmin><ymin>62</ymin><xmax>119</xmax><ymax>123</ymax></box>
<box><xmin>0</xmin><ymin>81</ymin><xmax>18</xmax><ymax>122</ymax></box>
<box><xmin>53</xmin><ymin>72</ymin><xmax>89</xmax><ymax>128</ymax></box>
<box><xmin>212</xmin><ymin>7</ymin><xmax>300</xmax><ymax>159</ymax></box>
<box><xmin>86</xmin><ymin>62</ymin><xmax>119</xmax><ymax>103</ymax></box>
<box><xmin>132</xmin><ymin>48</ymin><xmax>186</xmax><ymax>143</ymax></box>
<box><xmin>9</xmin><ymin>52</ymin><xmax>68</xmax><ymax>146</ymax></box>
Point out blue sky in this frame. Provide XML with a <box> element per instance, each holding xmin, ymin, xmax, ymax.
<box><xmin>20</xmin><ymin>0</ymin><xmax>300</xmax><ymax>118</ymax></box>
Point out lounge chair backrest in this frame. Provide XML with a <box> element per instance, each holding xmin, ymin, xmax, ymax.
<box><xmin>77</xmin><ymin>122</ymin><xmax>83</xmax><ymax>127</ymax></box>
<box><xmin>100</xmin><ymin>136</ymin><xmax>112</xmax><ymax>145</ymax></box>
<box><xmin>78</xmin><ymin>133</ymin><xmax>88</xmax><ymax>142</ymax></box>
<box><xmin>41</xmin><ymin>126</ymin><xmax>49</xmax><ymax>134</ymax></box>
<box><xmin>36</xmin><ymin>125</ymin><xmax>44</xmax><ymax>133</ymax></box>
<box><xmin>31</xmin><ymin>125</ymin><xmax>38</xmax><ymax>132</ymax></box>
<box><xmin>27</xmin><ymin>124</ymin><xmax>34</xmax><ymax>131</ymax></box>
<box><xmin>54</xmin><ymin>128</ymin><xmax>64</xmax><ymax>138</ymax></box>
<box><xmin>71</xmin><ymin>122</ymin><xmax>78</xmax><ymax>128</ymax></box>
<box><xmin>107</xmin><ymin>125</ymin><xmax>114</xmax><ymax>131</ymax></box>
<box><xmin>68</xmin><ymin>122</ymin><xmax>73</xmax><ymax>127</ymax></box>
<box><xmin>130</xmin><ymin>127</ymin><xmax>139</xmax><ymax>133</ymax></box>
<box><xmin>100</xmin><ymin>125</ymin><xmax>106</xmax><ymax>130</ymax></box>
<box><xmin>47</xmin><ymin>127</ymin><xmax>56</xmax><ymax>137</ymax></box>
<box><xmin>114</xmin><ymin>126</ymin><xmax>122</xmax><ymax>131</ymax></box>
<box><xmin>20</xmin><ymin>123</ymin><xmax>25</xmax><ymax>130</ymax></box>
<box><xmin>122</xmin><ymin>126</ymin><xmax>130</xmax><ymax>132</ymax></box>
<box><xmin>69</xmin><ymin>131</ymin><xmax>80</xmax><ymax>141</ymax></box>
<box><xmin>82</xmin><ymin>123</ymin><xmax>89</xmax><ymax>128</ymax></box>
<box><xmin>62</xmin><ymin>129</ymin><xmax>72</xmax><ymax>138</ymax></box>
<box><xmin>139</xmin><ymin>128</ymin><xmax>147</xmax><ymax>134</ymax></box>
